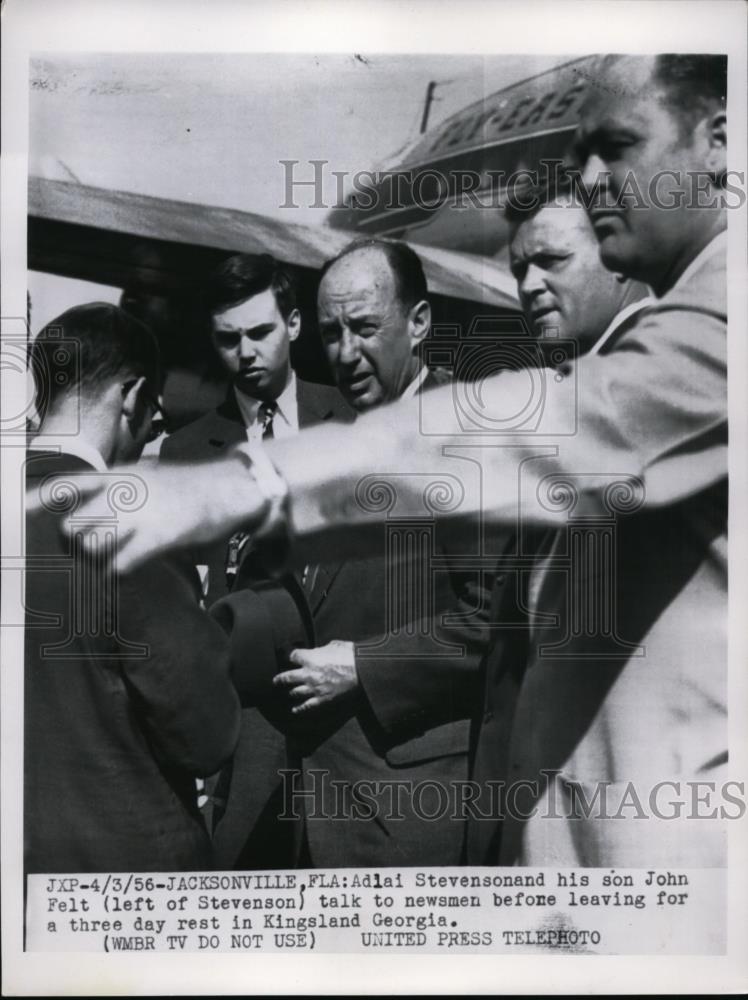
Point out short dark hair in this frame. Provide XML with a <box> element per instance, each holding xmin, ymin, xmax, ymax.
<box><xmin>653</xmin><ymin>54</ymin><xmax>727</xmax><ymax>133</ymax></box>
<box><xmin>204</xmin><ymin>253</ymin><xmax>297</xmax><ymax>319</ymax></box>
<box><xmin>30</xmin><ymin>303</ymin><xmax>160</xmax><ymax>417</ymax></box>
<box><xmin>320</xmin><ymin>239</ymin><xmax>428</xmax><ymax>311</ymax></box>
<box><xmin>598</xmin><ymin>54</ymin><xmax>727</xmax><ymax>135</ymax></box>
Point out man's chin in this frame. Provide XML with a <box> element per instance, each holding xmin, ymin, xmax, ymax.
<box><xmin>349</xmin><ymin>395</ymin><xmax>375</xmax><ymax>413</ymax></box>
<box><xmin>236</xmin><ymin>375</ymin><xmax>269</xmax><ymax>397</ymax></box>
<box><xmin>346</xmin><ymin>387</ymin><xmax>382</xmax><ymax>412</ymax></box>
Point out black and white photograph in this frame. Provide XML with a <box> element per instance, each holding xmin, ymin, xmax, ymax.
<box><xmin>2</xmin><ymin>0</ymin><xmax>747</xmax><ymax>994</ymax></box>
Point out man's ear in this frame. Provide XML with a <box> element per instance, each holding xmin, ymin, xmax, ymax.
<box><xmin>705</xmin><ymin>110</ymin><xmax>727</xmax><ymax>180</ymax></box>
<box><xmin>286</xmin><ymin>308</ymin><xmax>302</xmax><ymax>343</ymax></box>
<box><xmin>408</xmin><ymin>299</ymin><xmax>431</xmax><ymax>348</ymax></box>
<box><xmin>121</xmin><ymin>376</ymin><xmax>148</xmax><ymax>422</ymax></box>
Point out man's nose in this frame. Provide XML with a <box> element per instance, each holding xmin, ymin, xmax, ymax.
<box><xmin>581</xmin><ymin>153</ymin><xmax>609</xmax><ymax>197</ymax></box>
<box><xmin>338</xmin><ymin>327</ymin><xmax>361</xmax><ymax>365</ymax></box>
<box><xmin>238</xmin><ymin>334</ymin><xmax>256</xmax><ymax>360</ymax></box>
<box><xmin>520</xmin><ymin>264</ymin><xmax>547</xmax><ymax>300</ymax></box>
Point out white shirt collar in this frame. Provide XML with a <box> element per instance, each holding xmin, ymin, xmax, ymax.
<box><xmin>400</xmin><ymin>365</ymin><xmax>429</xmax><ymax>401</ymax></box>
<box><xmin>28</xmin><ymin>434</ymin><xmax>108</xmax><ymax>472</ymax></box>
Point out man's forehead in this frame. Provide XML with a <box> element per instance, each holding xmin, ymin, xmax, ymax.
<box><xmin>319</xmin><ymin>250</ymin><xmax>396</xmax><ymax>303</ymax></box>
<box><xmin>510</xmin><ymin>205</ymin><xmax>589</xmax><ymax>257</ymax></box>
<box><xmin>213</xmin><ymin>288</ymin><xmax>279</xmax><ymax>326</ymax></box>
<box><xmin>579</xmin><ymin>55</ymin><xmax>660</xmax><ymax>126</ymax></box>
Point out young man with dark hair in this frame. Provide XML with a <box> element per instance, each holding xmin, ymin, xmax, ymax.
<box><xmin>160</xmin><ymin>254</ymin><xmax>351</xmax><ymax>870</ymax></box>
<box><xmin>205</xmin><ymin>252</ymin><xmax>299</xmax><ymax>327</ymax></box>
<box><xmin>25</xmin><ymin>303</ymin><xmax>241</xmax><ymax>873</ymax></box>
<box><xmin>160</xmin><ymin>252</ymin><xmax>352</xmax><ymax>604</ymax></box>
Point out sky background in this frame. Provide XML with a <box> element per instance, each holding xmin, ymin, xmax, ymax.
<box><xmin>28</xmin><ymin>52</ymin><xmax>566</xmax><ymax>328</ymax></box>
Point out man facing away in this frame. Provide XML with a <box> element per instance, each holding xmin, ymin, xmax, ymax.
<box><xmin>25</xmin><ymin>303</ymin><xmax>241</xmax><ymax>873</ymax></box>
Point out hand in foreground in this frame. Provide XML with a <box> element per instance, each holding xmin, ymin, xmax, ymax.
<box><xmin>45</xmin><ymin>456</ymin><xmax>271</xmax><ymax>574</ymax></box>
<box><xmin>274</xmin><ymin>640</ymin><xmax>359</xmax><ymax>715</ymax></box>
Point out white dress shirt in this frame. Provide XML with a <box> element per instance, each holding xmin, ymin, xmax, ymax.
<box><xmin>234</xmin><ymin>371</ymin><xmax>299</xmax><ymax>444</ymax></box>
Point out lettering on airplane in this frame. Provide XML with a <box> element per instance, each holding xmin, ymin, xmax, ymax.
<box><xmin>329</xmin><ymin>58</ymin><xmax>595</xmax><ymax>251</ymax></box>
<box><xmin>419</xmin><ymin>81</ymin><xmax>588</xmax><ymax>161</ymax></box>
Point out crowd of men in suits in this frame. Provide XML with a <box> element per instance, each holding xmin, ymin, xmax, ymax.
<box><xmin>25</xmin><ymin>53</ymin><xmax>729</xmax><ymax>874</ymax></box>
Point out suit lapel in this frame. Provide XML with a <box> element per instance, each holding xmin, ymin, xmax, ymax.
<box><xmin>295</xmin><ymin>380</ymin><xmax>354</xmax><ymax>605</ymax></box>
<box><xmin>306</xmin><ymin>561</ymin><xmax>347</xmax><ymax>615</ymax></box>
<box><xmin>206</xmin><ymin>390</ymin><xmax>247</xmax><ymax>450</ymax></box>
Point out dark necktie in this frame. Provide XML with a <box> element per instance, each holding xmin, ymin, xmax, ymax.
<box><xmin>258</xmin><ymin>400</ymin><xmax>276</xmax><ymax>439</ymax></box>
<box><xmin>225</xmin><ymin>400</ymin><xmax>278</xmax><ymax>588</ymax></box>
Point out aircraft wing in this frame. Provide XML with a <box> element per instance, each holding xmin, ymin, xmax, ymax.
<box><xmin>28</xmin><ymin>176</ymin><xmax>518</xmax><ymax>309</ymax></box>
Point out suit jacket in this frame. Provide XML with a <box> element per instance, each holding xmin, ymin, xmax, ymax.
<box><xmin>469</xmin><ymin>239</ymin><xmax>728</xmax><ymax>868</ymax></box>
<box><xmin>24</xmin><ymin>452</ymin><xmax>241</xmax><ymax>874</ymax></box>
<box><xmin>160</xmin><ymin>378</ymin><xmax>353</xmax><ymax>869</ymax></box>
<box><xmin>285</xmin><ymin>368</ymin><xmax>493</xmax><ymax>867</ymax></box>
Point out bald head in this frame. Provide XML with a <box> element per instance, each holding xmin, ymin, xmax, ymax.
<box><xmin>318</xmin><ymin>244</ymin><xmax>431</xmax><ymax>410</ymax></box>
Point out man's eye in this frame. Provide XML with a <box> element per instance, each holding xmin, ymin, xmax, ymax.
<box><xmin>536</xmin><ymin>255</ymin><xmax>566</xmax><ymax>270</ymax></box>
<box><xmin>597</xmin><ymin>137</ymin><xmax>634</xmax><ymax>159</ymax></box>
<box><xmin>216</xmin><ymin>331</ymin><xmax>240</xmax><ymax>348</ymax></box>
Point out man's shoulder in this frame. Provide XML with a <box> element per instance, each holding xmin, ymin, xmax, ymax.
<box><xmin>651</xmin><ymin>240</ymin><xmax>726</xmax><ymax>321</ymax></box>
<box><xmin>159</xmin><ymin>411</ymin><xmax>217</xmax><ymax>460</ymax></box>
<box><xmin>160</xmin><ymin>406</ymin><xmax>239</xmax><ymax>461</ymax></box>
<box><xmin>607</xmin><ymin>243</ymin><xmax>727</xmax><ymax>359</ymax></box>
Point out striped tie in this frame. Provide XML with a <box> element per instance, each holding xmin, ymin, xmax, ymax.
<box><xmin>258</xmin><ymin>400</ymin><xmax>276</xmax><ymax>439</ymax></box>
